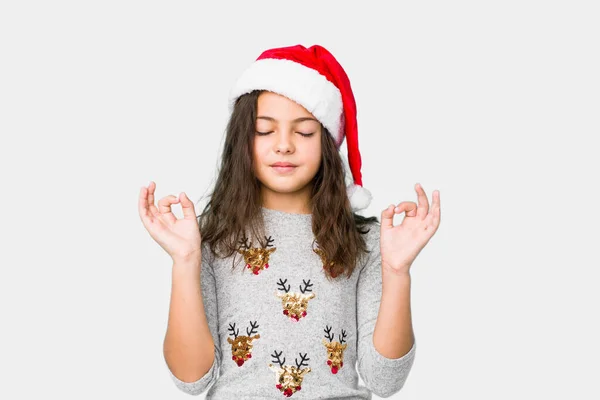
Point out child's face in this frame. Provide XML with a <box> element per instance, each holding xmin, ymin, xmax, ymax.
<box><xmin>253</xmin><ymin>91</ymin><xmax>322</xmax><ymax>201</ymax></box>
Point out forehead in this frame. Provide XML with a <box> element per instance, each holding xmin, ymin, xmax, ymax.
<box><xmin>257</xmin><ymin>91</ymin><xmax>318</xmax><ymax>122</ymax></box>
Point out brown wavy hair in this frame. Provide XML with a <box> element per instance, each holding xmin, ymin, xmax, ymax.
<box><xmin>197</xmin><ymin>89</ymin><xmax>378</xmax><ymax>281</ymax></box>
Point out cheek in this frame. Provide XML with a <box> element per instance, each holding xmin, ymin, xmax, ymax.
<box><xmin>306</xmin><ymin>149</ymin><xmax>322</xmax><ymax>171</ymax></box>
<box><xmin>299</xmin><ymin>140</ymin><xmax>321</xmax><ymax>168</ymax></box>
<box><xmin>252</xmin><ymin>140</ymin><xmax>269</xmax><ymax>168</ymax></box>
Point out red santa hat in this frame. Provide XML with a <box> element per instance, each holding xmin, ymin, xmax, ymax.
<box><xmin>228</xmin><ymin>44</ymin><xmax>373</xmax><ymax>211</ymax></box>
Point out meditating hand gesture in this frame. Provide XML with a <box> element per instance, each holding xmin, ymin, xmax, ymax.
<box><xmin>138</xmin><ymin>181</ymin><xmax>202</xmax><ymax>264</ymax></box>
<box><xmin>380</xmin><ymin>183</ymin><xmax>441</xmax><ymax>276</ymax></box>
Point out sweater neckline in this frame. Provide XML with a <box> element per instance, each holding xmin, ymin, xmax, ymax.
<box><xmin>260</xmin><ymin>206</ymin><xmax>313</xmax><ymax>223</ymax></box>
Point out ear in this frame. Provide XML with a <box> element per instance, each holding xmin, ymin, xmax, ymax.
<box><xmin>227</xmin><ymin>337</ymin><xmax>234</xmax><ymax>344</ymax></box>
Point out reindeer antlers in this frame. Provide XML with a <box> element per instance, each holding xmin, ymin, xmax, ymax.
<box><xmin>238</xmin><ymin>234</ymin><xmax>252</xmax><ymax>251</ymax></box>
<box><xmin>299</xmin><ymin>279</ymin><xmax>313</xmax><ymax>294</ymax></box>
<box><xmin>264</xmin><ymin>235</ymin><xmax>275</xmax><ymax>248</ymax></box>
<box><xmin>272</xmin><ymin>350</ymin><xmax>310</xmax><ymax>370</ymax></box>
<box><xmin>325</xmin><ymin>325</ymin><xmax>347</xmax><ymax>343</ymax></box>
<box><xmin>339</xmin><ymin>329</ymin><xmax>347</xmax><ymax>344</ymax></box>
<box><xmin>239</xmin><ymin>234</ymin><xmax>275</xmax><ymax>249</ymax></box>
<box><xmin>324</xmin><ymin>325</ymin><xmax>334</xmax><ymax>342</ymax></box>
<box><xmin>230</xmin><ymin>321</ymin><xmax>260</xmax><ymax>338</ymax></box>
<box><xmin>228</xmin><ymin>322</ymin><xmax>239</xmax><ymax>339</ymax></box>
<box><xmin>271</xmin><ymin>350</ymin><xmax>286</xmax><ymax>368</ymax></box>
<box><xmin>278</xmin><ymin>278</ymin><xmax>313</xmax><ymax>293</ymax></box>
<box><xmin>276</xmin><ymin>278</ymin><xmax>290</xmax><ymax>293</ymax></box>
<box><xmin>295</xmin><ymin>352</ymin><xmax>310</xmax><ymax>369</ymax></box>
<box><xmin>246</xmin><ymin>320</ymin><xmax>259</xmax><ymax>336</ymax></box>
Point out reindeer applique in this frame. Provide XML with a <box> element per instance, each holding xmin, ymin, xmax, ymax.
<box><xmin>227</xmin><ymin>321</ymin><xmax>260</xmax><ymax>367</ymax></box>
<box><xmin>322</xmin><ymin>325</ymin><xmax>348</xmax><ymax>374</ymax></box>
<box><xmin>313</xmin><ymin>245</ymin><xmax>340</xmax><ymax>277</ymax></box>
<box><xmin>237</xmin><ymin>234</ymin><xmax>277</xmax><ymax>275</ymax></box>
<box><xmin>275</xmin><ymin>278</ymin><xmax>316</xmax><ymax>322</ymax></box>
<box><xmin>268</xmin><ymin>350</ymin><xmax>311</xmax><ymax>397</ymax></box>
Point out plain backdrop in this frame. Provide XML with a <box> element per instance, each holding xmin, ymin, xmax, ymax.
<box><xmin>1</xmin><ymin>1</ymin><xmax>598</xmax><ymax>399</ymax></box>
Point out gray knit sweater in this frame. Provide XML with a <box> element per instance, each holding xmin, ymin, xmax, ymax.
<box><xmin>167</xmin><ymin>207</ymin><xmax>416</xmax><ymax>399</ymax></box>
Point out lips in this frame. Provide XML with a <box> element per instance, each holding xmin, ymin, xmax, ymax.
<box><xmin>271</xmin><ymin>162</ymin><xmax>297</xmax><ymax>174</ymax></box>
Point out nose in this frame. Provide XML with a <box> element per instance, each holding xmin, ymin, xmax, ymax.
<box><xmin>275</xmin><ymin>131</ymin><xmax>294</xmax><ymax>154</ymax></box>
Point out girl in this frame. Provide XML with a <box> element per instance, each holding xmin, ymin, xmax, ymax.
<box><xmin>139</xmin><ymin>44</ymin><xmax>441</xmax><ymax>399</ymax></box>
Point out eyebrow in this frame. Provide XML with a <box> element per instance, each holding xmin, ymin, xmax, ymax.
<box><xmin>256</xmin><ymin>116</ymin><xmax>319</xmax><ymax>123</ymax></box>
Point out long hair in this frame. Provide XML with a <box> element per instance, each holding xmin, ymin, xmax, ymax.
<box><xmin>197</xmin><ymin>89</ymin><xmax>378</xmax><ymax>280</ymax></box>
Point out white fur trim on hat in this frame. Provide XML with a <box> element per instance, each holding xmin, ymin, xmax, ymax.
<box><xmin>346</xmin><ymin>183</ymin><xmax>372</xmax><ymax>211</ymax></box>
<box><xmin>228</xmin><ymin>58</ymin><xmax>345</xmax><ymax>148</ymax></box>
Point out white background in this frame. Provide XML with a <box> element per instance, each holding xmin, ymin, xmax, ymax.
<box><xmin>1</xmin><ymin>1</ymin><xmax>598</xmax><ymax>399</ymax></box>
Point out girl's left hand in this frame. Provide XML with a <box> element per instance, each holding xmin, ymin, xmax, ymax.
<box><xmin>380</xmin><ymin>183</ymin><xmax>441</xmax><ymax>276</ymax></box>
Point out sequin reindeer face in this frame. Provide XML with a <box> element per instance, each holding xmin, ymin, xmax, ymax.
<box><xmin>322</xmin><ymin>325</ymin><xmax>348</xmax><ymax>374</ymax></box>
<box><xmin>275</xmin><ymin>278</ymin><xmax>315</xmax><ymax>322</ymax></box>
<box><xmin>313</xmin><ymin>245</ymin><xmax>339</xmax><ymax>277</ymax></box>
<box><xmin>227</xmin><ymin>321</ymin><xmax>260</xmax><ymax>366</ymax></box>
<box><xmin>237</xmin><ymin>235</ymin><xmax>277</xmax><ymax>275</ymax></box>
<box><xmin>268</xmin><ymin>350</ymin><xmax>311</xmax><ymax>397</ymax></box>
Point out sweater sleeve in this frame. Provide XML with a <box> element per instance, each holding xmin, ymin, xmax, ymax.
<box><xmin>166</xmin><ymin>241</ymin><xmax>222</xmax><ymax>396</ymax></box>
<box><xmin>356</xmin><ymin>224</ymin><xmax>416</xmax><ymax>398</ymax></box>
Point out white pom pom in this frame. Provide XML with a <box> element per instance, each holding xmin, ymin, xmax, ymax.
<box><xmin>346</xmin><ymin>183</ymin><xmax>372</xmax><ymax>211</ymax></box>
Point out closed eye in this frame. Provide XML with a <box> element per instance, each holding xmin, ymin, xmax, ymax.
<box><xmin>255</xmin><ymin>131</ymin><xmax>314</xmax><ymax>137</ymax></box>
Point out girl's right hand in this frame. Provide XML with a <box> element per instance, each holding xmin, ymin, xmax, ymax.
<box><xmin>138</xmin><ymin>181</ymin><xmax>202</xmax><ymax>264</ymax></box>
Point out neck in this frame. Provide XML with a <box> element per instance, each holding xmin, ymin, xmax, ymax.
<box><xmin>260</xmin><ymin>184</ymin><xmax>312</xmax><ymax>214</ymax></box>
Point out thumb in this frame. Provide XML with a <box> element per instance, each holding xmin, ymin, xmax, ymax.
<box><xmin>179</xmin><ymin>192</ymin><xmax>197</xmax><ymax>220</ymax></box>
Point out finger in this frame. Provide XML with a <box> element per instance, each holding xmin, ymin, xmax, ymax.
<box><xmin>395</xmin><ymin>201</ymin><xmax>418</xmax><ymax>218</ymax></box>
<box><xmin>381</xmin><ymin>204</ymin><xmax>396</xmax><ymax>229</ymax></box>
<box><xmin>432</xmin><ymin>190</ymin><xmax>441</xmax><ymax>228</ymax></box>
<box><xmin>139</xmin><ymin>186</ymin><xmax>152</xmax><ymax>222</ymax></box>
<box><xmin>147</xmin><ymin>181</ymin><xmax>160</xmax><ymax>217</ymax></box>
<box><xmin>179</xmin><ymin>192</ymin><xmax>197</xmax><ymax>220</ymax></box>
<box><xmin>415</xmin><ymin>183</ymin><xmax>429</xmax><ymax>219</ymax></box>
<box><xmin>424</xmin><ymin>190</ymin><xmax>441</xmax><ymax>232</ymax></box>
<box><xmin>158</xmin><ymin>195</ymin><xmax>179</xmax><ymax>224</ymax></box>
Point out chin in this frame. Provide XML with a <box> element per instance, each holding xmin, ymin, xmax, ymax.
<box><xmin>258</xmin><ymin>175</ymin><xmax>312</xmax><ymax>193</ymax></box>
<box><xmin>257</xmin><ymin>172</ymin><xmax>307</xmax><ymax>190</ymax></box>
<box><xmin>264</xmin><ymin>182</ymin><xmax>309</xmax><ymax>194</ymax></box>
